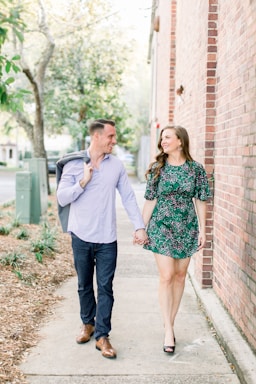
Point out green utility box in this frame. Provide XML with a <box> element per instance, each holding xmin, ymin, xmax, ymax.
<box><xmin>23</xmin><ymin>158</ymin><xmax>48</xmax><ymax>224</ymax></box>
<box><xmin>16</xmin><ymin>171</ymin><xmax>32</xmax><ymax>224</ymax></box>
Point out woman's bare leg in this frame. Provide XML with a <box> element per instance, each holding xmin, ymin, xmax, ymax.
<box><xmin>170</xmin><ymin>257</ymin><xmax>191</xmax><ymax>326</ymax></box>
<box><xmin>154</xmin><ymin>253</ymin><xmax>191</xmax><ymax>348</ymax></box>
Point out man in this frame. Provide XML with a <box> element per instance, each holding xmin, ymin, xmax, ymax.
<box><xmin>57</xmin><ymin>119</ymin><xmax>147</xmax><ymax>359</ymax></box>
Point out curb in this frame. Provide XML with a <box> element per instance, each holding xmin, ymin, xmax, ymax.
<box><xmin>189</xmin><ymin>260</ymin><xmax>256</xmax><ymax>384</ymax></box>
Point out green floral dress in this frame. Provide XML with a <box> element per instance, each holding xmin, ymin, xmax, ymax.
<box><xmin>143</xmin><ymin>161</ymin><xmax>211</xmax><ymax>259</ymax></box>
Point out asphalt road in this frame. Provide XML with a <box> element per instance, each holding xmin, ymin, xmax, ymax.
<box><xmin>0</xmin><ymin>169</ymin><xmax>16</xmax><ymax>204</ymax></box>
<box><xmin>0</xmin><ymin>169</ymin><xmax>56</xmax><ymax>205</ymax></box>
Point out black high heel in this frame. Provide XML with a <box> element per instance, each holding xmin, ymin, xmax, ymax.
<box><xmin>163</xmin><ymin>345</ymin><xmax>175</xmax><ymax>354</ymax></box>
<box><xmin>163</xmin><ymin>330</ymin><xmax>176</xmax><ymax>354</ymax></box>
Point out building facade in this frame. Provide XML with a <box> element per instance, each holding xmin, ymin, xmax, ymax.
<box><xmin>0</xmin><ymin>142</ymin><xmax>17</xmax><ymax>167</ymax></box>
<box><xmin>148</xmin><ymin>0</ymin><xmax>256</xmax><ymax>351</ymax></box>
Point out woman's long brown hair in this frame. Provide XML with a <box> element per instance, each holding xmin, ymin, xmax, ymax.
<box><xmin>145</xmin><ymin>125</ymin><xmax>194</xmax><ymax>180</ymax></box>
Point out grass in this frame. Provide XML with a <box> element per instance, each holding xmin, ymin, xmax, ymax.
<box><xmin>16</xmin><ymin>228</ymin><xmax>29</xmax><ymax>240</ymax></box>
<box><xmin>0</xmin><ymin>252</ymin><xmax>26</xmax><ymax>268</ymax></box>
<box><xmin>0</xmin><ymin>225</ymin><xmax>11</xmax><ymax>235</ymax></box>
<box><xmin>31</xmin><ymin>222</ymin><xmax>57</xmax><ymax>262</ymax></box>
<box><xmin>2</xmin><ymin>200</ymin><xmax>15</xmax><ymax>208</ymax></box>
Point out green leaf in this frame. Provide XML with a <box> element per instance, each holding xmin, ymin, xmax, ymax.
<box><xmin>11</xmin><ymin>55</ymin><xmax>20</xmax><ymax>61</ymax></box>
<box><xmin>5</xmin><ymin>60</ymin><xmax>11</xmax><ymax>73</ymax></box>
<box><xmin>0</xmin><ymin>27</ymin><xmax>8</xmax><ymax>43</ymax></box>
<box><xmin>1</xmin><ymin>91</ymin><xmax>7</xmax><ymax>104</ymax></box>
<box><xmin>13</xmin><ymin>28</ymin><xmax>24</xmax><ymax>42</ymax></box>
<box><xmin>35</xmin><ymin>252</ymin><xmax>43</xmax><ymax>263</ymax></box>
<box><xmin>11</xmin><ymin>64</ymin><xmax>20</xmax><ymax>73</ymax></box>
<box><xmin>19</xmin><ymin>89</ymin><xmax>32</xmax><ymax>95</ymax></box>
<box><xmin>5</xmin><ymin>77</ymin><xmax>15</xmax><ymax>85</ymax></box>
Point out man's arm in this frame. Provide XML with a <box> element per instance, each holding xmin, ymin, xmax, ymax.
<box><xmin>57</xmin><ymin>161</ymin><xmax>91</xmax><ymax>207</ymax></box>
<box><xmin>117</xmin><ymin>166</ymin><xmax>146</xmax><ymax>233</ymax></box>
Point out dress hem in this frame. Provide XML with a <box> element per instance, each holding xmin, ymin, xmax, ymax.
<box><xmin>143</xmin><ymin>245</ymin><xmax>196</xmax><ymax>260</ymax></box>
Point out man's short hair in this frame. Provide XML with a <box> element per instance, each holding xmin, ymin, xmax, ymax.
<box><xmin>89</xmin><ymin>119</ymin><xmax>115</xmax><ymax>135</ymax></box>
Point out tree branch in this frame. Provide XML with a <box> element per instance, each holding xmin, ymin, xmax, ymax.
<box><xmin>15</xmin><ymin>111</ymin><xmax>34</xmax><ymax>142</ymax></box>
<box><xmin>36</xmin><ymin>0</ymin><xmax>55</xmax><ymax>87</ymax></box>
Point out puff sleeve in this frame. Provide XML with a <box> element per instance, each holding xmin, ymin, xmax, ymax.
<box><xmin>193</xmin><ymin>162</ymin><xmax>212</xmax><ymax>201</ymax></box>
<box><xmin>144</xmin><ymin>166</ymin><xmax>159</xmax><ymax>200</ymax></box>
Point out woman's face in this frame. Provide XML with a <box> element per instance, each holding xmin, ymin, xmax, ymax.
<box><xmin>161</xmin><ymin>129</ymin><xmax>181</xmax><ymax>154</ymax></box>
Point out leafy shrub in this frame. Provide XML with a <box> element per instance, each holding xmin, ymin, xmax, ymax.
<box><xmin>11</xmin><ymin>217</ymin><xmax>21</xmax><ymax>228</ymax></box>
<box><xmin>0</xmin><ymin>225</ymin><xmax>11</xmax><ymax>235</ymax></box>
<box><xmin>0</xmin><ymin>252</ymin><xmax>26</xmax><ymax>268</ymax></box>
<box><xmin>31</xmin><ymin>222</ymin><xmax>57</xmax><ymax>262</ymax></box>
<box><xmin>16</xmin><ymin>228</ymin><xmax>29</xmax><ymax>240</ymax></box>
<box><xmin>3</xmin><ymin>201</ymin><xmax>15</xmax><ymax>208</ymax></box>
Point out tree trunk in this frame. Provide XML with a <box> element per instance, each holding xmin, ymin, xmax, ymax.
<box><xmin>20</xmin><ymin>0</ymin><xmax>55</xmax><ymax>195</ymax></box>
<box><xmin>23</xmin><ymin>68</ymin><xmax>46</xmax><ymax>158</ymax></box>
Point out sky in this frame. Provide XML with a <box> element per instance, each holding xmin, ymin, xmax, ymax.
<box><xmin>111</xmin><ymin>0</ymin><xmax>152</xmax><ymax>43</ymax></box>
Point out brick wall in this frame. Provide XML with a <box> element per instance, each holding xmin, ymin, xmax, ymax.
<box><xmin>174</xmin><ymin>0</ymin><xmax>256</xmax><ymax>349</ymax></box>
<box><xmin>174</xmin><ymin>0</ymin><xmax>214</xmax><ymax>287</ymax></box>
<box><xmin>149</xmin><ymin>0</ymin><xmax>256</xmax><ymax>350</ymax></box>
<box><xmin>213</xmin><ymin>0</ymin><xmax>256</xmax><ymax>349</ymax></box>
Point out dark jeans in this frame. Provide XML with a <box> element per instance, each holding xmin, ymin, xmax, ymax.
<box><xmin>71</xmin><ymin>233</ymin><xmax>117</xmax><ymax>340</ymax></box>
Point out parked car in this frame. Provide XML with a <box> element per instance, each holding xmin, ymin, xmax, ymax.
<box><xmin>47</xmin><ymin>157</ymin><xmax>59</xmax><ymax>174</ymax></box>
<box><xmin>123</xmin><ymin>153</ymin><xmax>135</xmax><ymax>166</ymax></box>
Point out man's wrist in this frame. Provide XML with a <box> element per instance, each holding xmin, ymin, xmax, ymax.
<box><xmin>79</xmin><ymin>179</ymin><xmax>86</xmax><ymax>189</ymax></box>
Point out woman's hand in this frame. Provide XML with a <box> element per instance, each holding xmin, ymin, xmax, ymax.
<box><xmin>133</xmin><ymin>229</ymin><xmax>149</xmax><ymax>245</ymax></box>
<box><xmin>197</xmin><ymin>231</ymin><xmax>206</xmax><ymax>251</ymax></box>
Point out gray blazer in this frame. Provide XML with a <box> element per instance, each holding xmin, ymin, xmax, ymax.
<box><xmin>56</xmin><ymin>150</ymin><xmax>90</xmax><ymax>232</ymax></box>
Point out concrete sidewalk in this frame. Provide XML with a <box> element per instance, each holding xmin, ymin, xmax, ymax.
<box><xmin>20</xmin><ymin>180</ymin><xmax>255</xmax><ymax>384</ymax></box>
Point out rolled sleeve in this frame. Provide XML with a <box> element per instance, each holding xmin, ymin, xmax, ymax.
<box><xmin>57</xmin><ymin>160</ymin><xmax>85</xmax><ymax>207</ymax></box>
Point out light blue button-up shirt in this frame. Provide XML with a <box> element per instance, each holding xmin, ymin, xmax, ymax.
<box><xmin>57</xmin><ymin>153</ymin><xmax>145</xmax><ymax>243</ymax></box>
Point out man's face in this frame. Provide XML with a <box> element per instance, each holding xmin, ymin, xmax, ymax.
<box><xmin>97</xmin><ymin>124</ymin><xmax>117</xmax><ymax>154</ymax></box>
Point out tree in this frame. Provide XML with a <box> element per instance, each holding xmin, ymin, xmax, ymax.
<box><xmin>1</xmin><ymin>0</ymin><xmax>55</xmax><ymax>193</ymax></box>
<box><xmin>2</xmin><ymin>0</ymin><xmax>147</xmax><ymax>188</ymax></box>
<box><xmin>44</xmin><ymin>35</ymin><xmax>132</xmax><ymax>150</ymax></box>
<box><xmin>19</xmin><ymin>0</ymin><xmax>54</xmax><ymax>158</ymax></box>
<box><xmin>0</xmin><ymin>0</ymin><xmax>27</xmax><ymax>109</ymax></box>
<box><xmin>43</xmin><ymin>0</ymin><xmax>134</xmax><ymax>150</ymax></box>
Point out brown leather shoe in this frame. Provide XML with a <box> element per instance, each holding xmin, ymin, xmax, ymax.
<box><xmin>76</xmin><ymin>324</ymin><xmax>95</xmax><ymax>344</ymax></box>
<box><xmin>96</xmin><ymin>337</ymin><xmax>117</xmax><ymax>358</ymax></box>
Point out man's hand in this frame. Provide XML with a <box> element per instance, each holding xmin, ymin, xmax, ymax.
<box><xmin>133</xmin><ymin>229</ymin><xmax>148</xmax><ymax>245</ymax></box>
<box><xmin>79</xmin><ymin>162</ymin><xmax>93</xmax><ymax>189</ymax></box>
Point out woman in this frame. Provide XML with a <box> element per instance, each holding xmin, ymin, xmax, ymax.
<box><xmin>139</xmin><ymin>125</ymin><xmax>211</xmax><ymax>354</ymax></box>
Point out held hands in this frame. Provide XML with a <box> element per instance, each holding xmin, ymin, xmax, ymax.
<box><xmin>133</xmin><ymin>229</ymin><xmax>206</xmax><ymax>250</ymax></box>
<box><xmin>133</xmin><ymin>229</ymin><xmax>149</xmax><ymax>245</ymax></box>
